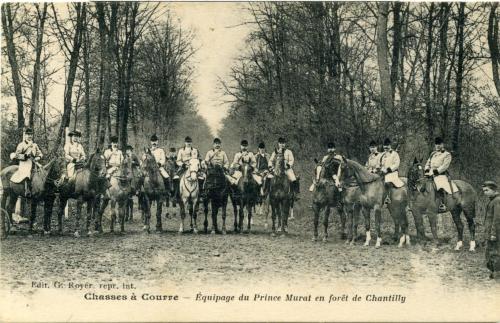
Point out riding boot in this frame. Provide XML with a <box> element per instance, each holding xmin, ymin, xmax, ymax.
<box><xmin>437</xmin><ymin>190</ymin><xmax>447</xmax><ymax>213</ymax></box>
<box><xmin>293</xmin><ymin>180</ymin><xmax>300</xmax><ymax>200</ymax></box>
<box><xmin>25</xmin><ymin>180</ymin><xmax>32</xmax><ymax>198</ymax></box>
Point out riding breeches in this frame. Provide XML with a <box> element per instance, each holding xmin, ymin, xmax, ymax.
<box><xmin>286</xmin><ymin>168</ymin><xmax>296</xmax><ymax>182</ymax></box>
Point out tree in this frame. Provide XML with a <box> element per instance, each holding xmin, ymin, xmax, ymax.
<box><xmin>488</xmin><ymin>2</ymin><xmax>500</xmax><ymax>97</ymax></box>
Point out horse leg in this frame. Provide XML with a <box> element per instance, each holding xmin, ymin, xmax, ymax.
<box><xmin>338</xmin><ymin>204</ymin><xmax>346</xmax><ymax>240</ymax></box>
<box><xmin>276</xmin><ymin>203</ymin><xmax>282</xmax><ymax>233</ymax></box>
<box><xmin>191</xmin><ymin>201</ymin><xmax>198</xmax><ymax>234</ymax></box>
<box><xmin>156</xmin><ymin>198</ymin><xmax>163</xmax><ymax>232</ymax></box>
<box><xmin>247</xmin><ymin>203</ymin><xmax>252</xmax><ymax>233</ymax></box>
<box><xmin>144</xmin><ymin>195</ymin><xmax>151</xmax><ymax>233</ymax></box>
<box><xmin>427</xmin><ymin>213</ymin><xmax>439</xmax><ymax>244</ymax></box>
<box><xmin>29</xmin><ymin>200</ymin><xmax>37</xmax><ymax>234</ymax></box>
<box><xmin>204</xmin><ymin>198</ymin><xmax>209</xmax><ymax>234</ymax></box>
<box><xmin>363</xmin><ymin>208</ymin><xmax>371</xmax><ymax>246</ymax></box>
<box><xmin>120</xmin><ymin>200</ymin><xmax>126</xmax><ymax>233</ymax></box>
<box><xmin>110</xmin><ymin>200</ymin><xmax>116</xmax><ymax>233</ymax></box>
<box><xmin>179</xmin><ymin>200</ymin><xmax>185</xmax><ymax>234</ymax></box>
<box><xmin>86</xmin><ymin>200</ymin><xmax>93</xmax><ymax>235</ymax></box>
<box><xmin>233</xmin><ymin>199</ymin><xmax>238</xmax><ymax>233</ymax></box>
<box><xmin>211</xmin><ymin>200</ymin><xmax>219</xmax><ymax>234</ymax></box>
<box><xmin>1</xmin><ymin>194</ymin><xmax>8</xmax><ymax>239</ymax></box>
<box><xmin>351</xmin><ymin>204</ymin><xmax>361</xmax><ymax>245</ymax></box>
<box><xmin>323</xmin><ymin>206</ymin><xmax>330</xmax><ymax>242</ymax></box>
<box><xmin>463</xmin><ymin>204</ymin><xmax>476</xmax><ymax>251</ymax></box>
<box><xmin>312</xmin><ymin>203</ymin><xmax>320</xmax><ymax>241</ymax></box>
<box><xmin>221</xmin><ymin>199</ymin><xmax>227</xmax><ymax>235</ymax></box>
<box><xmin>239</xmin><ymin>202</ymin><xmax>245</xmax><ymax>233</ymax></box>
<box><xmin>451</xmin><ymin>207</ymin><xmax>464</xmax><ymax>251</ymax></box>
<box><xmin>270</xmin><ymin>202</ymin><xmax>277</xmax><ymax>237</ymax></box>
<box><xmin>98</xmin><ymin>198</ymin><xmax>109</xmax><ymax>233</ymax></box>
<box><xmin>74</xmin><ymin>198</ymin><xmax>83</xmax><ymax>238</ymax></box>
<box><xmin>374</xmin><ymin>206</ymin><xmax>382</xmax><ymax>248</ymax></box>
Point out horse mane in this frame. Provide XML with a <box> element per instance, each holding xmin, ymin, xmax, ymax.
<box><xmin>346</xmin><ymin>159</ymin><xmax>380</xmax><ymax>184</ymax></box>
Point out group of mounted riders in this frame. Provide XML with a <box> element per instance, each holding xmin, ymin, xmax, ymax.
<box><xmin>1</xmin><ymin>128</ymin><xmax>299</xmax><ymax>236</ymax></box>
<box><xmin>1</xmin><ymin>127</ymin><xmax>499</xmax><ymax>278</ymax></box>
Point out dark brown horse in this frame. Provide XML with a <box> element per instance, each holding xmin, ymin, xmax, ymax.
<box><xmin>202</xmin><ymin>164</ymin><xmax>230</xmax><ymax>234</ymax></box>
<box><xmin>269</xmin><ymin>154</ymin><xmax>292</xmax><ymax>236</ymax></box>
<box><xmin>311</xmin><ymin>159</ymin><xmax>345</xmax><ymax>242</ymax></box>
<box><xmin>1</xmin><ymin>158</ymin><xmax>62</xmax><ymax>237</ymax></box>
<box><xmin>58</xmin><ymin>150</ymin><xmax>107</xmax><ymax>237</ymax></box>
<box><xmin>232</xmin><ymin>163</ymin><xmax>259</xmax><ymax>233</ymax></box>
<box><xmin>140</xmin><ymin>149</ymin><xmax>167</xmax><ymax>233</ymax></box>
<box><xmin>407</xmin><ymin>158</ymin><xmax>477</xmax><ymax>251</ymax></box>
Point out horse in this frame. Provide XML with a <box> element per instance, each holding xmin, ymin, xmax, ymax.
<box><xmin>407</xmin><ymin>158</ymin><xmax>477</xmax><ymax>251</ymax></box>
<box><xmin>1</xmin><ymin>158</ymin><xmax>62</xmax><ymax>238</ymax></box>
<box><xmin>178</xmin><ymin>157</ymin><xmax>201</xmax><ymax>233</ymax></box>
<box><xmin>57</xmin><ymin>150</ymin><xmax>107</xmax><ymax>237</ymax></box>
<box><xmin>140</xmin><ymin>149</ymin><xmax>167</xmax><ymax>233</ymax></box>
<box><xmin>164</xmin><ymin>158</ymin><xmax>178</xmax><ymax>216</ymax></box>
<box><xmin>233</xmin><ymin>163</ymin><xmax>259</xmax><ymax>233</ymax></box>
<box><xmin>269</xmin><ymin>154</ymin><xmax>293</xmax><ymax>236</ymax></box>
<box><xmin>339</xmin><ymin>159</ymin><xmax>409</xmax><ymax>248</ymax></box>
<box><xmin>202</xmin><ymin>164</ymin><xmax>229</xmax><ymax>234</ymax></box>
<box><xmin>98</xmin><ymin>156</ymin><xmax>134</xmax><ymax>233</ymax></box>
<box><xmin>311</xmin><ymin>158</ymin><xmax>345</xmax><ymax>242</ymax></box>
<box><xmin>124</xmin><ymin>156</ymin><xmax>144</xmax><ymax>223</ymax></box>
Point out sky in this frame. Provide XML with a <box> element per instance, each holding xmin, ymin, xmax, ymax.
<box><xmin>169</xmin><ymin>2</ymin><xmax>252</xmax><ymax>136</ymax></box>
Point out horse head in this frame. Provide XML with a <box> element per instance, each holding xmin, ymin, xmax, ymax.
<box><xmin>186</xmin><ymin>158</ymin><xmax>200</xmax><ymax>182</ymax></box>
<box><xmin>241</xmin><ymin>163</ymin><xmax>254</xmax><ymax>182</ymax></box>
<box><xmin>407</xmin><ymin>157</ymin><xmax>429</xmax><ymax>193</ymax></box>
<box><xmin>142</xmin><ymin>149</ymin><xmax>161</xmax><ymax>188</ymax></box>
<box><xmin>273</xmin><ymin>154</ymin><xmax>286</xmax><ymax>177</ymax></box>
<box><xmin>88</xmin><ymin>149</ymin><xmax>106</xmax><ymax>178</ymax></box>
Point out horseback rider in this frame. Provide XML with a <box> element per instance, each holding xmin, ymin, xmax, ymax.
<box><xmin>103</xmin><ymin>135</ymin><xmax>124</xmax><ymax>179</ymax></box>
<box><xmin>255</xmin><ymin>142</ymin><xmax>271</xmax><ymax>195</ymax></box>
<box><xmin>205</xmin><ymin>138</ymin><xmax>230</xmax><ymax>169</ymax></box>
<box><xmin>380</xmin><ymin>138</ymin><xmax>404</xmax><ymax>203</ymax></box>
<box><xmin>175</xmin><ymin>136</ymin><xmax>200</xmax><ymax>179</ymax></box>
<box><xmin>167</xmin><ymin>147</ymin><xmax>177</xmax><ymax>161</ymax></box>
<box><xmin>268</xmin><ymin>137</ymin><xmax>300</xmax><ymax>198</ymax></box>
<box><xmin>10</xmin><ymin>127</ymin><xmax>43</xmax><ymax>197</ymax></box>
<box><xmin>146</xmin><ymin>134</ymin><xmax>170</xmax><ymax>192</ymax></box>
<box><xmin>366</xmin><ymin>140</ymin><xmax>382</xmax><ymax>174</ymax></box>
<box><xmin>62</xmin><ymin>130</ymin><xmax>86</xmax><ymax>185</ymax></box>
<box><xmin>424</xmin><ymin>137</ymin><xmax>453</xmax><ymax>213</ymax></box>
<box><xmin>125</xmin><ymin>144</ymin><xmax>142</xmax><ymax>194</ymax></box>
<box><xmin>309</xmin><ymin>142</ymin><xmax>343</xmax><ymax>192</ymax></box>
<box><xmin>228</xmin><ymin>140</ymin><xmax>260</xmax><ymax>186</ymax></box>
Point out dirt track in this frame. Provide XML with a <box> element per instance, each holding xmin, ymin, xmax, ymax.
<box><xmin>0</xmin><ymin>197</ymin><xmax>497</xmax><ymax>294</ymax></box>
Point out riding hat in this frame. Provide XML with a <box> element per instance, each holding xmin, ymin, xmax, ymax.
<box><xmin>110</xmin><ymin>135</ymin><xmax>119</xmax><ymax>143</ymax></box>
<box><xmin>482</xmin><ymin>181</ymin><xmax>498</xmax><ymax>190</ymax></box>
<box><xmin>435</xmin><ymin>137</ymin><xmax>444</xmax><ymax>145</ymax></box>
<box><xmin>126</xmin><ymin>145</ymin><xmax>133</xmax><ymax>151</ymax></box>
<box><xmin>69</xmin><ymin>130</ymin><xmax>82</xmax><ymax>137</ymax></box>
<box><xmin>369</xmin><ymin>140</ymin><xmax>377</xmax><ymax>147</ymax></box>
<box><xmin>24</xmin><ymin>128</ymin><xmax>34</xmax><ymax>135</ymax></box>
<box><xmin>213</xmin><ymin>138</ymin><xmax>221</xmax><ymax>144</ymax></box>
<box><xmin>383</xmin><ymin>138</ymin><xmax>391</xmax><ymax>146</ymax></box>
<box><xmin>150</xmin><ymin>134</ymin><xmax>159</xmax><ymax>141</ymax></box>
<box><xmin>185</xmin><ymin>136</ymin><xmax>192</xmax><ymax>143</ymax></box>
<box><xmin>241</xmin><ymin>140</ymin><xmax>248</xmax><ymax>146</ymax></box>
<box><xmin>258</xmin><ymin>142</ymin><xmax>265</xmax><ymax>149</ymax></box>
<box><xmin>278</xmin><ymin>137</ymin><xmax>286</xmax><ymax>144</ymax></box>
<box><xmin>327</xmin><ymin>142</ymin><xmax>335</xmax><ymax>149</ymax></box>
<box><xmin>169</xmin><ymin>147</ymin><xmax>176</xmax><ymax>152</ymax></box>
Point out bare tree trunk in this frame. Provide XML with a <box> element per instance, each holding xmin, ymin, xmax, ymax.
<box><xmin>438</xmin><ymin>3</ymin><xmax>450</xmax><ymax>139</ymax></box>
<box><xmin>376</xmin><ymin>2</ymin><xmax>394</xmax><ymax>129</ymax></box>
<box><xmin>488</xmin><ymin>2</ymin><xmax>500</xmax><ymax>97</ymax></box>
<box><xmin>452</xmin><ymin>3</ymin><xmax>465</xmax><ymax>154</ymax></box>
<box><xmin>96</xmin><ymin>3</ymin><xmax>118</xmax><ymax>149</ymax></box>
<box><xmin>390</xmin><ymin>2</ymin><xmax>402</xmax><ymax>98</ymax></box>
<box><xmin>83</xmin><ymin>6</ymin><xmax>91</xmax><ymax>149</ymax></box>
<box><xmin>424</xmin><ymin>3</ymin><xmax>435</xmax><ymax>144</ymax></box>
<box><xmin>2</xmin><ymin>4</ymin><xmax>25</xmax><ymax>139</ymax></box>
<box><xmin>51</xmin><ymin>3</ymin><xmax>86</xmax><ymax>156</ymax></box>
<box><xmin>29</xmin><ymin>3</ymin><xmax>48</xmax><ymax>129</ymax></box>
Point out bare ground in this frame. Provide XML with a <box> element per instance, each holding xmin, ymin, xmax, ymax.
<box><xmin>0</xmin><ymin>197</ymin><xmax>497</xmax><ymax>295</ymax></box>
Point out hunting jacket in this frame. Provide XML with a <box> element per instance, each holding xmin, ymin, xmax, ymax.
<box><xmin>425</xmin><ymin>150</ymin><xmax>452</xmax><ymax>175</ymax></box>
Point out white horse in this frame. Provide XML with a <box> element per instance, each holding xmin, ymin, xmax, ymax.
<box><xmin>179</xmin><ymin>158</ymin><xmax>201</xmax><ymax>234</ymax></box>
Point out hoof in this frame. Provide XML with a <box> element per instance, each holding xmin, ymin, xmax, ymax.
<box><xmin>349</xmin><ymin>240</ymin><xmax>355</xmax><ymax>246</ymax></box>
<box><xmin>43</xmin><ymin>230</ymin><xmax>51</xmax><ymax>236</ymax></box>
<box><xmin>312</xmin><ymin>236</ymin><xmax>318</xmax><ymax>242</ymax></box>
<box><xmin>469</xmin><ymin>241</ymin><xmax>476</xmax><ymax>252</ymax></box>
<box><xmin>193</xmin><ymin>228</ymin><xmax>198</xmax><ymax>234</ymax></box>
<box><xmin>364</xmin><ymin>241</ymin><xmax>370</xmax><ymax>247</ymax></box>
<box><xmin>454</xmin><ymin>241</ymin><xmax>463</xmax><ymax>251</ymax></box>
<box><xmin>211</xmin><ymin>230</ymin><xmax>216</xmax><ymax>235</ymax></box>
<box><xmin>271</xmin><ymin>232</ymin><xmax>276</xmax><ymax>237</ymax></box>
<box><xmin>73</xmin><ymin>231</ymin><xmax>80</xmax><ymax>238</ymax></box>
<box><xmin>322</xmin><ymin>237</ymin><xmax>328</xmax><ymax>243</ymax></box>
<box><xmin>375</xmin><ymin>238</ymin><xmax>382</xmax><ymax>249</ymax></box>
<box><xmin>222</xmin><ymin>230</ymin><xmax>227</xmax><ymax>235</ymax></box>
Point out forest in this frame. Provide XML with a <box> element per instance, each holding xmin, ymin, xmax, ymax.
<box><xmin>1</xmin><ymin>2</ymin><xmax>213</xmax><ymax>165</ymax></box>
<box><xmin>2</xmin><ymin>2</ymin><xmax>500</xmax><ymax>186</ymax></box>
<box><xmin>219</xmin><ymin>2</ymin><xmax>500</xmax><ymax>185</ymax></box>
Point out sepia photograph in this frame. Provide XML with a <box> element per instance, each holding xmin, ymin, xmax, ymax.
<box><xmin>0</xmin><ymin>1</ymin><xmax>499</xmax><ymax>322</ymax></box>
